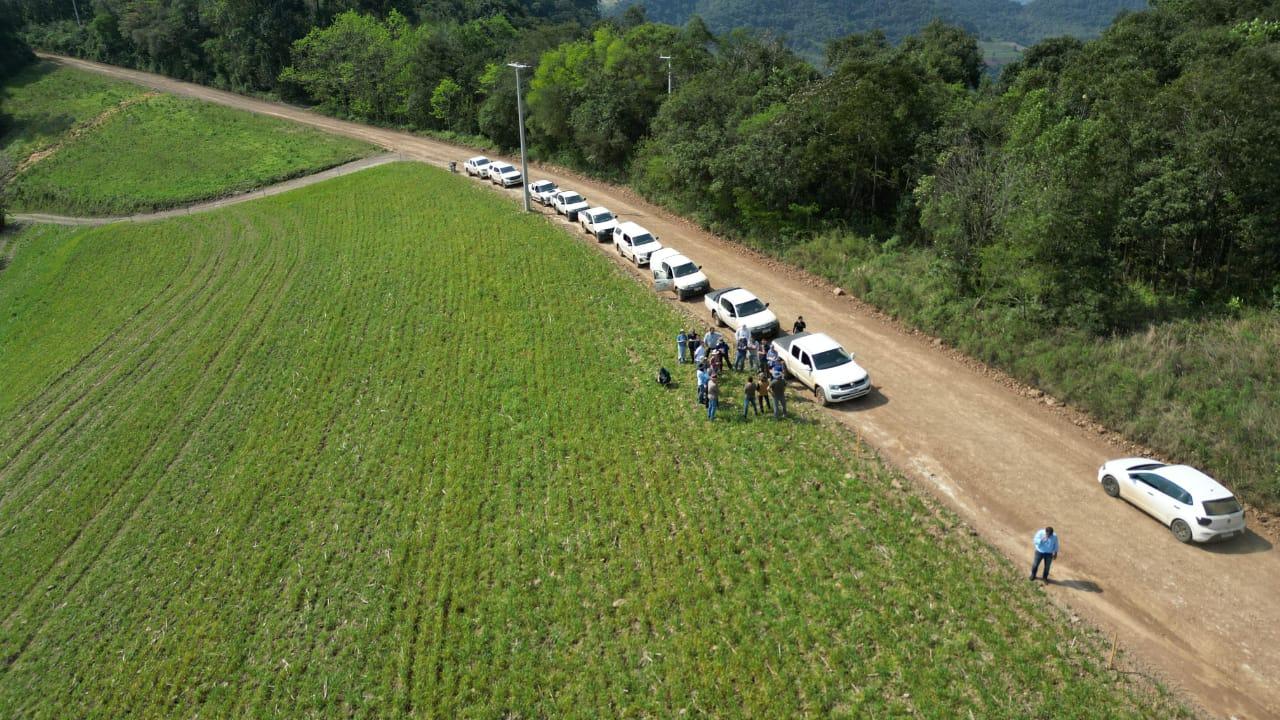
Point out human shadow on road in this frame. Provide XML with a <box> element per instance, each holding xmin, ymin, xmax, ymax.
<box><xmin>1049</xmin><ymin>578</ymin><xmax>1102</xmax><ymax>593</ymax></box>
<box><xmin>1200</xmin><ymin>529</ymin><xmax>1272</xmax><ymax>555</ymax></box>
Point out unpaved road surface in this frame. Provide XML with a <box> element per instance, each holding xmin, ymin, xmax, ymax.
<box><xmin>43</xmin><ymin>54</ymin><xmax>1280</xmax><ymax>719</ymax></box>
<box><xmin>10</xmin><ymin>154</ymin><xmax>399</xmax><ymax>226</ymax></box>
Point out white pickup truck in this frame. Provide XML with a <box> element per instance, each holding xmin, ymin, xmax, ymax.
<box><xmin>487</xmin><ymin>162</ymin><xmax>523</xmax><ymax>187</ymax></box>
<box><xmin>613</xmin><ymin>221</ymin><xmax>663</xmax><ymax>266</ymax></box>
<box><xmin>704</xmin><ymin>287</ymin><xmax>780</xmax><ymax>339</ymax></box>
<box><xmin>579</xmin><ymin>207</ymin><xmax>618</xmax><ymax>242</ymax></box>
<box><xmin>649</xmin><ymin>247</ymin><xmax>710</xmax><ymax>299</ymax></box>
<box><xmin>529</xmin><ymin>180</ymin><xmax>558</xmax><ymax>205</ymax></box>
<box><xmin>771</xmin><ymin>332</ymin><xmax>871</xmax><ymax>405</ymax></box>
<box><xmin>552</xmin><ymin>190</ymin><xmax>590</xmax><ymax>221</ymax></box>
<box><xmin>463</xmin><ymin>156</ymin><xmax>492</xmax><ymax>177</ymax></box>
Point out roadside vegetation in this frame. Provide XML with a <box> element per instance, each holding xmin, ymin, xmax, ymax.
<box><xmin>0</xmin><ymin>62</ymin><xmax>373</xmax><ymax>216</ymax></box>
<box><xmin>0</xmin><ymin>163</ymin><xmax>1186</xmax><ymax>717</ymax></box>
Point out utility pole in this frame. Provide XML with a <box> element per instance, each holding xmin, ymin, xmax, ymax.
<box><xmin>508</xmin><ymin>62</ymin><xmax>531</xmax><ymax>212</ymax></box>
<box><xmin>70</xmin><ymin>0</ymin><xmax>82</xmax><ymax>27</ymax></box>
<box><xmin>659</xmin><ymin>55</ymin><xmax>673</xmax><ymax>95</ymax></box>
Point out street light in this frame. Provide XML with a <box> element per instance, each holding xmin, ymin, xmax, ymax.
<box><xmin>508</xmin><ymin>62</ymin><xmax>532</xmax><ymax>212</ymax></box>
<box><xmin>658</xmin><ymin>55</ymin><xmax>673</xmax><ymax>95</ymax></box>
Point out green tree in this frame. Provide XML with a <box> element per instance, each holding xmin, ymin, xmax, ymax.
<box><xmin>0</xmin><ymin>0</ymin><xmax>34</xmax><ymax>79</ymax></box>
<box><xmin>900</xmin><ymin>20</ymin><xmax>983</xmax><ymax>89</ymax></box>
<box><xmin>280</xmin><ymin>10</ymin><xmax>413</xmax><ymax>122</ymax></box>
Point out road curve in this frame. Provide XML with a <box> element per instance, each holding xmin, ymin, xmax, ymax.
<box><xmin>10</xmin><ymin>154</ymin><xmax>400</xmax><ymax>226</ymax></box>
<box><xmin>41</xmin><ymin>53</ymin><xmax>1280</xmax><ymax>719</ymax></box>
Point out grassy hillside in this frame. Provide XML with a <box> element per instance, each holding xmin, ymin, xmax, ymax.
<box><xmin>1</xmin><ymin>62</ymin><xmax>373</xmax><ymax>216</ymax></box>
<box><xmin>0</xmin><ymin>164</ymin><xmax>1184</xmax><ymax>717</ymax></box>
<box><xmin>0</xmin><ymin>61</ymin><xmax>145</xmax><ymax>167</ymax></box>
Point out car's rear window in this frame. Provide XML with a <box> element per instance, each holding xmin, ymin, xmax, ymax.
<box><xmin>1203</xmin><ymin>497</ymin><xmax>1242</xmax><ymax>516</ymax></box>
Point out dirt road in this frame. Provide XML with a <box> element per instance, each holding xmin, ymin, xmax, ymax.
<box><xmin>43</xmin><ymin>54</ymin><xmax>1279</xmax><ymax>719</ymax></box>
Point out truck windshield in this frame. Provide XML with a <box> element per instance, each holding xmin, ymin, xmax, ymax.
<box><xmin>592</xmin><ymin>211</ymin><xmax>613</xmax><ymax>222</ymax></box>
<box><xmin>1203</xmin><ymin>497</ymin><xmax>1242</xmax><ymax>516</ymax></box>
<box><xmin>673</xmin><ymin>262</ymin><xmax>699</xmax><ymax>278</ymax></box>
<box><xmin>735</xmin><ymin>299</ymin><xmax>766</xmax><ymax>316</ymax></box>
<box><xmin>811</xmin><ymin>348</ymin><xmax>853</xmax><ymax>370</ymax></box>
<box><xmin>562</xmin><ymin>193</ymin><xmax>582</xmax><ymax>204</ymax></box>
<box><xmin>633</xmin><ymin>233</ymin><xmax>656</xmax><ymax>247</ymax></box>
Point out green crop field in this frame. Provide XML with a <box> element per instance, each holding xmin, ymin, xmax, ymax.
<box><xmin>0</xmin><ymin>163</ymin><xmax>1184</xmax><ymax>718</ymax></box>
<box><xmin>1</xmin><ymin>61</ymin><xmax>373</xmax><ymax>216</ymax></box>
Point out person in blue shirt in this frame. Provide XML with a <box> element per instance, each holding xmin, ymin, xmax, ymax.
<box><xmin>1030</xmin><ymin>526</ymin><xmax>1059</xmax><ymax>582</ymax></box>
<box><xmin>676</xmin><ymin>329</ymin><xmax>688</xmax><ymax>364</ymax></box>
<box><xmin>696</xmin><ymin>363</ymin><xmax>710</xmax><ymax>406</ymax></box>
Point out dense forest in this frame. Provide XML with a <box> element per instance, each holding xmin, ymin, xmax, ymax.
<box><xmin>605</xmin><ymin>0</ymin><xmax>1149</xmax><ymax>60</ymax></box>
<box><xmin>6</xmin><ymin>1</ymin><xmax>1280</xmax><ymax>503</ymax></box>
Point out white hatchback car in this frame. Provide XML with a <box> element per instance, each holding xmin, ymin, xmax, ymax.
<box><xmin>1098</xmin><ymin>458</ymin><xmax>1246</xmax><ymax>543</ymax></box>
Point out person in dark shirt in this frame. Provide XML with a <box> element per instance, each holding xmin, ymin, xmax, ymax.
<box><xmin>770</xmin><ymin>373</ymin><xmax>787</xmax><ymax>418</ymax></box>
<box><xmin>792</xmin><ymin>316</ymin><xmax>807</xmax><ymax>334</ymax></box>
<box><xmin>742</xmin><ymin>376</ymin><xmax>758</xmax><ymax>417</ymax></box>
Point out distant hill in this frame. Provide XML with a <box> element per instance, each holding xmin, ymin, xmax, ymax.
<box><xmin>607</xmin><ymin>0</ymin><xmax>1147</xmax><ymax>61</ymax></box>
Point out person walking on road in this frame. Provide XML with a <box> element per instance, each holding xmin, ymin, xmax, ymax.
<box><xmin>1030</xmin><ymin>527</ymin><xmax>1059</xmax><ymax>582</ymax></box>
<box><xmin>677</xmin><ymin>329</ymin><xmax>688</xmax><ymax>364</ymax></box>
<box><xmin>770</xmin><ymin>373</ymin><xmax>787</xmax><ymax>418</ymax></box>
<box><xmin>792</xmin><ymin>316</ymin><xmax>807</xmax><ymax>334</ymax></box>
<box><xmin>742</xmin><ymin>376</ymin><xmax>758</xmax><ymax>417</ymax></box>
<box><xmin>707</xmin><ymin>374</ymin><xmax>720</xmax><ymax>420</ymax></box>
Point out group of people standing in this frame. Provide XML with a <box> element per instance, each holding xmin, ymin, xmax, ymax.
<box><xmin>677</xmin><ymin>325</ymin><xmax>789</xmax><ymax>421</ymax></box>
